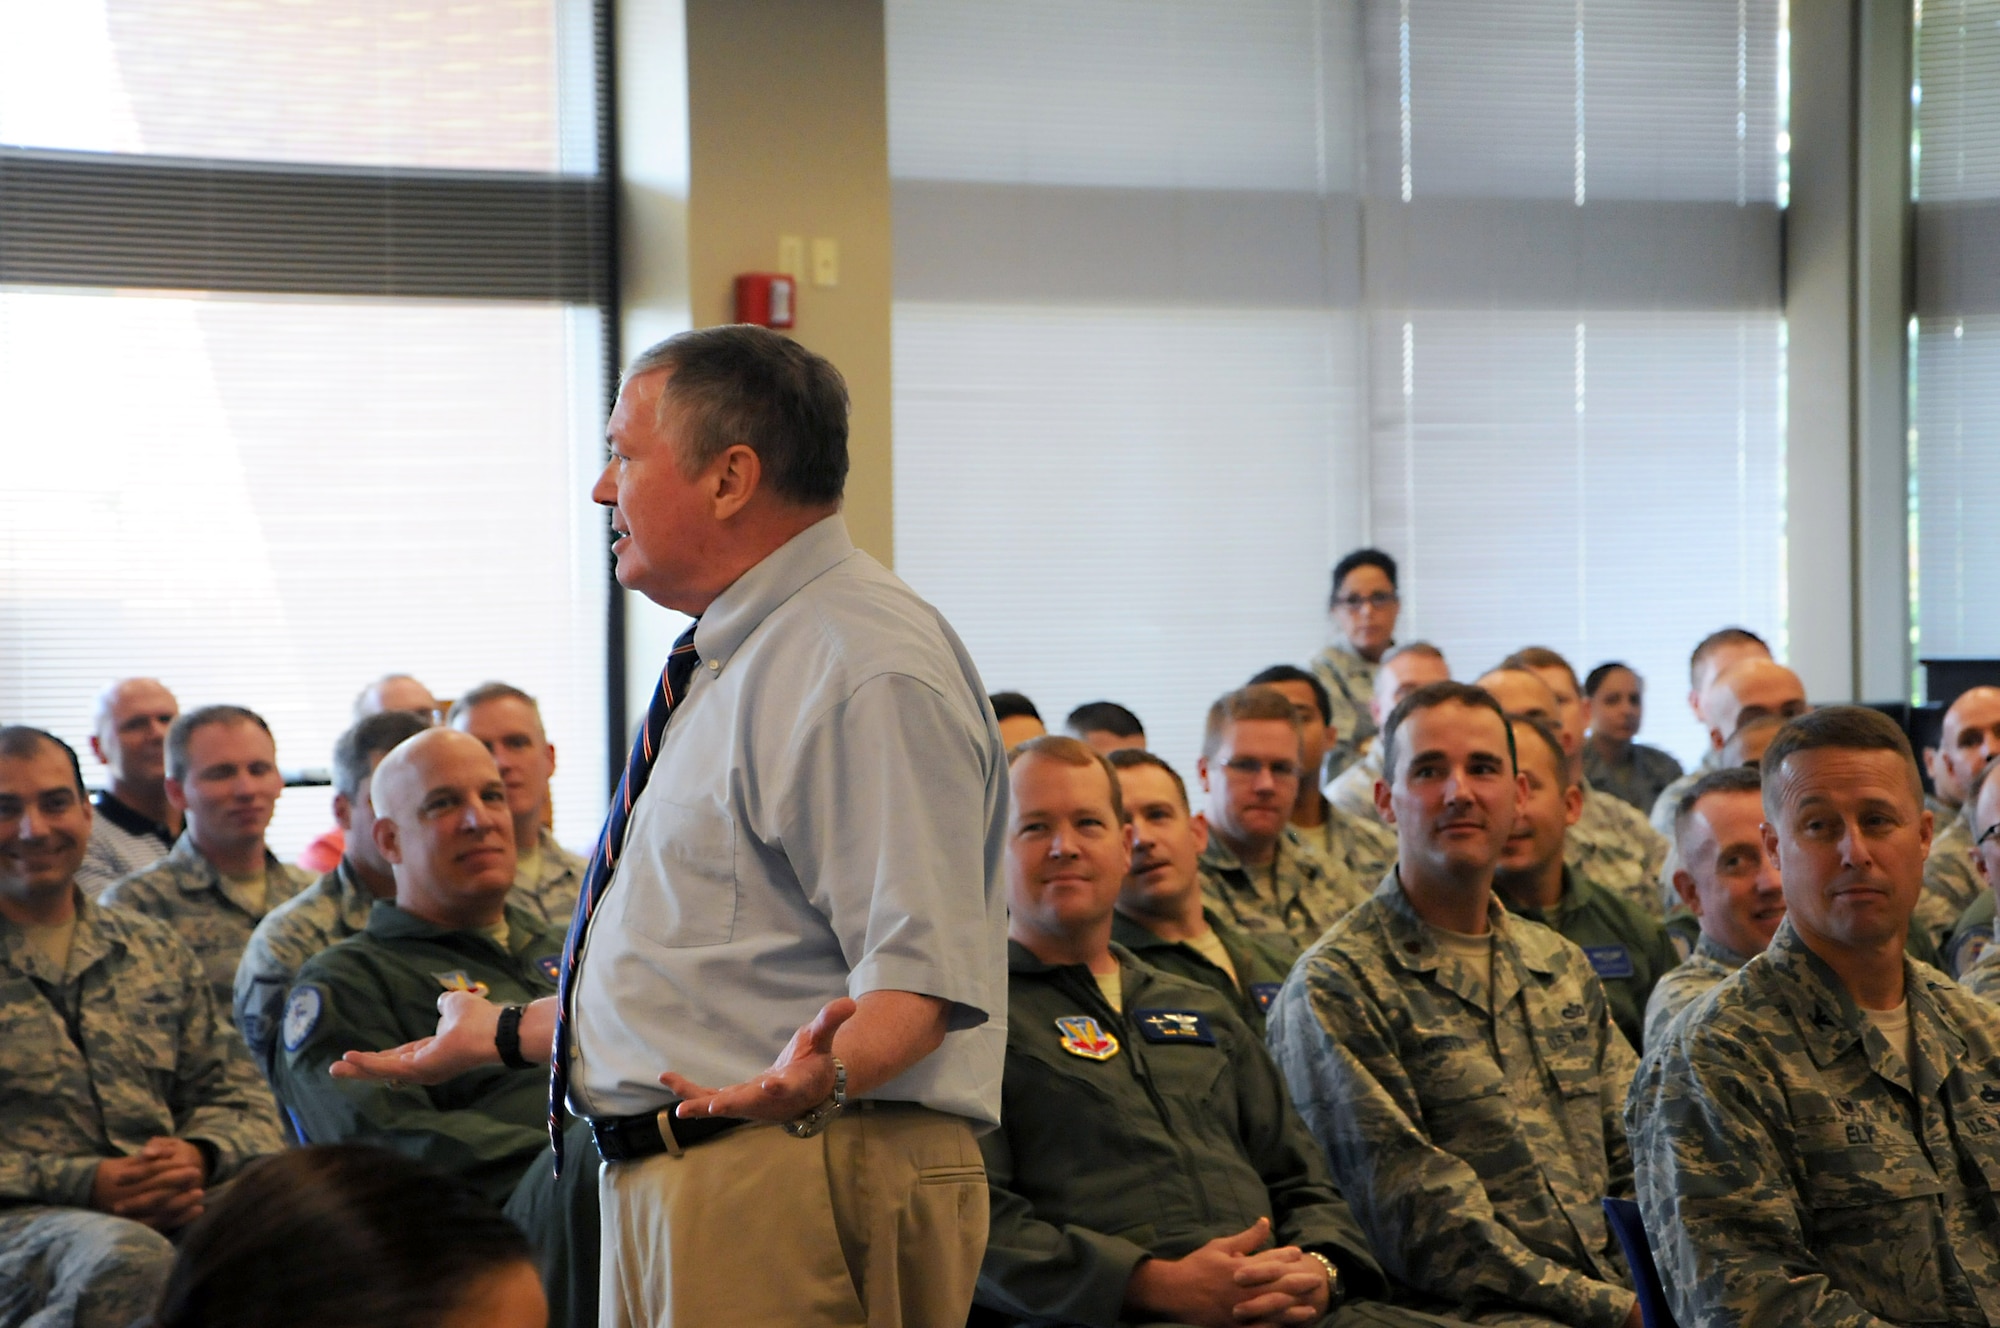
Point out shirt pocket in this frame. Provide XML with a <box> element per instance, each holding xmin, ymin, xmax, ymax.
<box><xmin>624</xmin><ymin>797</ymin><xmax>739</xmax><ymax>948</ymax></box>
<box><xmin>0</xmin><ymin>979</ymin><xmax>71</xmax><ymax>1100</ymax></box>
<box><xmin>1799</xmin><ymin>1144</ymin><xmax>1949</xmax><ymax>1321</ymax></box>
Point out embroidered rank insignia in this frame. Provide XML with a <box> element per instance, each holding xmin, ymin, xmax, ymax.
<box><xmin>1981</xmin><ymin>1085</ymin><xmax>2000</xmax><ymax>1105</ymax></box>
<box><xmin>1582</xmin><ymin>945</ymin><xmax>1635</xmax><ymax>980</ymax></box>
<box><xmin>432</xmin><ymin>971</ymin><xmax>492</xmax><ymax>998</ymax></box>
<box><xmin>1055</xmin><ymin>1016</ymin><xmax>1120</xmax><ymax>1060</ymax></box>
<box><xmin>536</xmin><ymin>956</ymin><xmax>561</xmax><ymax>983</ymax></box>
<box><xmin>1561</xmin><ymin>1002</ymin><xmax>1585</xmax><ymax>1020</ymax></box>
<box><xmin>1248</xmin><ymin>982</ymin><xmax>1282</xmax><ymax>1013</ymax></box>
<box><xmin>1135</xmin><ymin>1009</ymin><xmax>1216</xmax><ymax>1045</ymax></box>
<box><xmin>282</xmin><ymin>986</ymin><xmax>323</xmax><ymax>1053</ymax></box>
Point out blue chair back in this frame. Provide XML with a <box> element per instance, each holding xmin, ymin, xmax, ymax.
<box><xmin>1603</xmin><ymin>1196</ymin><xmax>1678</xmax><ymax>1328</ymax></box>
<box><xmin>285</xmin><ymin>1106</ymin><xmax>311</xmax><ymax>1145</ymax></box>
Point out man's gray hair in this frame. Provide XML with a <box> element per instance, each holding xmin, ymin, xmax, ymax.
<box><xmin>446</xmin><ymin>681</ymin><xmax>542</xmax><ymax>729</ymax></box>
<box><xmin>332</xmin><ymin>711</ymin><xmax>432</xmax><ymax>801</ymax></box>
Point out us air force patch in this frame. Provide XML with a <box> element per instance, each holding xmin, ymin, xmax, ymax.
<box><xmin>1248</xmin><ymin>983</ymin><xmax>1282</xmax><ymax>1013</ymax></box>
<box><xmin>1055</xmin><ymin>1015</ymin><xmax>1119</xmax><ymax>1060</ymax></box>
<box><xmin>1134</xmin><ymin>1009</ymin><xmax>1216</xmax><ymax>1045</ymax></box>
<box><xmin>537</xmin><ymin>955</ymin><xmax>561</xmax><ymax>984</ymax></box>
<box><xmin>282</xmin><ymin>986</ymin><xmax>324</xmax><ymax>1053</ymax></box>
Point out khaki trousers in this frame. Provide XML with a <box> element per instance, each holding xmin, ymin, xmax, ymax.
<box><xmin>599</xmin><ymin>1103</ymin><xmax>987</xmax><ymax>1328</ymax></box>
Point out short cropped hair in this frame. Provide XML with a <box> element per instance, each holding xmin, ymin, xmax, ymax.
<box><xmin>1107</xmin><ymin>747</ymin><xmax>1189</xmax><ymax>809</ymax></box>
<box><xmin>1382</xmin><ymin>642</ymin><xmax>1446</xmax><ymax>667</ymax></box>
<box><xmin>1721</xmin><ymin>713</ymin><xmax>1785</xmax><ymax>767</ymax></box>
<box><xmin>1760</xmin><ymin>706</ymin><xmax>1922</xmax><ymax>817</ymax></box>
<box><xmin>446</xmin><ymin>681</ymin><xmax>542</xmax><ymax>729</ymax></box>
<box><xmin>1510</xmin><ymin>713</ymin><xmax>1571</xmax><ymax>786</ymax></box>
<box><xmin>1582</xmin><ymin>661</ymin><xmax>1634</xmax><ymax>698</ymax></box>
<box><xmin>332</xmin><ymin>712</ymin><xmax>432</xmax><ymax>802</ymax></box>
<box><xmin>1969</xmin><ymin>761</ymin><xmax>2000</xmax><ymax>838</ymax></box>
<box><xmin>1673</xmin><ymin>764</ymin><xmax>1765</xmax><ymax>849</ymax></box>
<box><xmin>1201</xmin><ymin>685</ymin><xmax>1304</xmax><ymax>761</ymax></box>
<box><xmin>1007</xmin><ymin>734</ymin><xmax>1126</xmax><ymax>823</ymax></box>
<box><xmin>1689</xmin><ymin>627</ymin><xmax>1769</xmax><ymax>688</ymax></box>
<box><xmin>1503</xmin><ymin>646</ymin><xmax>1579</xmax><ymax>694</ymax></box>
<box><xmin>1381</xmin><ymin>681</ymin><xmax>1517</xmax><ymax>783</ymax></box>
<box><xmin>1065</xmin><ymin>701</ymin><xmax>1144</xmax><ymax>741</ymax></box>
<box><xmin>990</xmin><ymin>692</ymin><xmax>1042</xmax><ymax>724</ymax></box>
<box><xmin>625</xmin><ymin>325</ymin><xmax>849</xmax><ymax>507</ymax></box>
<box><xmin>167</xmin><ymin>706</ymin><xmax>273</xmax><ymax>783</ymax></box>
<box><xmin>1247</xmin><ymin>665</ymin><xmax>1333</xmax><ymax>726</ymax></box>
<box><xmin>0</xmin><ymin>726</ymin><xmax>87</xmax><ymax>798</ymax></box>
<box><xmin>1330</xmin><ymin>548</ymin><xmax>1398</xmax><ymax>603</ymax></box>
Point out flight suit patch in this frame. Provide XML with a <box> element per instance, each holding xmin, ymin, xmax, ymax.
<box><xmin>1248</xmin><ymin>983</ymin><xmax>1282</xmax><ymax>1013</ymax></box>
<box><xmin>537</xmin><ymin>955</ymin><xmax>561</xmax><ymax>983</ymax></box>
<box><xmin>432</xmin><ymin>971</ymin><xmax>492</xmax><ymax>997</ymax></box>
<box><xmin>1055</xmin><ymin>1016</ymin><xmax>1120</xmax><ymax>1060</ymax></box>
<box><xmin>1135</xmin><ymin>1009</ymin><xmax>1216</xmax><ymax>1045</ymax></box>
<box><xmin>1583</xmin><ymin>946</ymin><xmax>1635</xmax><ymax>980</ymax></box>
<box><xmin>282</xmin><ymin>986</ymin><xmax>324</xmax><ymax>1053</ymax></box>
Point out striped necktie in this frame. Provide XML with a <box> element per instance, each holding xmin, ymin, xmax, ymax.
<box><xmin>548</xmin><ymin>622</ymin><xmax>700</xmax><ymax>1171</ymax></box>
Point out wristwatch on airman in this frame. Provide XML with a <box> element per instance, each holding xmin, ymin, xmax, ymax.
<box><xmin>1304</xmin><ymin>1251</ymin><xmax>1345</xmax><ymax>1310</ymax></box>
<box><xmin>784</xmin><ymin>1057</ymin><xmax>847</xmax><ymax>1138</ymax></box>
<box><xmin>494</xmin><ymin>1004</ymin><xmax>531</xmax><ymax>1070</ymax></box>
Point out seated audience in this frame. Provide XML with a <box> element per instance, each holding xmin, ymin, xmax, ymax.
<box><xmin>1679</xmin><ymin>628</ymin><xmax>1774</xmax><ymax>773</ymax></box>
<box><xmin>1490</xmin><ymin>715</ymin><xmax>1677</xmax><ymax>1053</ymax></box>
<box><xmin>77</xmin><ymin>678</ymin><xmax>182</xmax><ymax>896</ymax></box>
<box><xmin>1063</xmin><ymin>700</ymin><xmax>1147</xmax><ymax>755</ymax></box>
<box><xmin>1311</xmin><ymin>548</ymin><xmax>1402</xmax><ymax>778</ymax></box>
<box><xmin>1196</xmin><ymin>686</ymin><xmax>1366</xmax><ymax>962</ymax></box>
<box><xmin>301</xmin><ymin>674</ymin><xmax>447</xmax><ymax>874</ymax></box>
<box><xmin>1269</xmin><ymin>683</ymin><xmax>1642</xmax><ymax>1328</ymax></box>
<box><xmin>1913</xmin><ymin>685</ymin><xmax>2000</xmax><ymax>949</ymax></box>
<box><xmin>1327</xmin><ymin>643</ymin><xmax>1452</xmax><ymax>824</ymax></box>
<box><xmin>991</xmin><ymin>691</ymin><xmax>1047</xmax><ymax>750</ymax></box>
<box><xmin>1106</xmin><ymin>749</ymin><xmax>1294</xmax><ymax>1036</ymax></box>
<box><xmin>1648</xmin><ymin>654</ymin><xmax>1806</xmax><ymax>837</ymax></box>
<box><xmin>1642</xmin><ymin>766</ymin><xmax>1784</xmax><ymax>1050</ymax></box>
<box><xmin>1633</xmin><ymin>707</ymin><xmax>2000</xmax><ymax>1328</ymax></box>
<box><xmin>0</xmin><ymin>727</ymin><xmax>282</xmax><ymax>1328</ymax></box>
<box><xmin>1250</xmin><ymin>664</ymin><xmax>1399</xmax><ymax>890</ymax></box>
<box><xmin>150</xmin><ymin>1145</ymin><xmax>545</xmax><ymax>1328</ymax></box>
<box><xmin>976</xmin><ymin>736</ymin><xmax>1420</xmax><ymax>1328</ymax></box>
<box><xmin>447</xmin><ymin>682</ymin><xmax>587</xmax><ymax>926</ymax></box>
<box><xmin>233</xmin><ymin>710</ymin><xmax>430</xmax><ymax>1075</ymax></box>
<box><xmin>1581</xmin><ymin>662</ymin><xmax>1683</xmax><ymax>814</ymax></box>
<box><xmin>1955</xmin><ymin>766</ymin><xmax>2000</xmax><ymax>1002</ymax></box>
<box><xmin>101</xmin><ymin>706</ymin><xmax>313</xmax><ymax>1019</ymax></box>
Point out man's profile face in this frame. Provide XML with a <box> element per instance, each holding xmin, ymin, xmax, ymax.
<box><xmin>1971</xmin><ymin>776</ymin><xmax>2000</xmax><ymax>891</ymax></box>
<box><xmin>452</xmin><ymin>697</ymin><xmax>556</xmax><ymax>831</ymax></box>
<box><xmin>0</xmin><ymin>745</ymin><xmax>92</xmax><ymax>902</ymax></box>
<box><xmin>1523</xmin><ymin>665</ymin><xmax>1586</xmax><ymax>758</ymax></box>
<box><xmin>1332</xmin><ymin>564</ymin><xmax>1399</xmax><ymax>657</ymax></box>
<box><xmin>1117</xmin><ymin>764</ymin><xmax>1207</xmax><ymax>917</ymax></box>
<box><xmin>1676</xmin><ymin>789</ymin><xmax>1785</xmax><ymax>956</ymax></box>
<box><xmin>93</xmin><ymin>679</ymin><xmax>178</xmax><ymax>787</ymax></box>
<box><xmin>1497</xmin><ymin>733</ymin><xmax>1577</xmax><ymax>879</ymax></box>
<box><xmin>1930</xmin><ymin>687</ymin><xmax>2000</xmax><ymax>806</ymax></box>
<box><xmin>595</xmin><ymin>369</ymin><xmax>725</xmax><ymax>613</ymax></box>
<box><xmin>169</xmin><ymin>721</ymin><xmax>283</xmax><ymax>851</ymax></box>
<box><xmin>1264</xmin><ymin>679</ymin><xmax>1330</xmax><ymax>777</ymax></box>
<box><xmin>376</xmin><ymin>733</ymin><xmax>518</xmax><ymax>914</ymax></box>
<box><xmin>1198</xmin><ymin>719</ymin><xmax>1303</xmax><ymax>851</ymax></box>
<box><xmin>336</xmin><ymin>754</ymin><xmax>395</xmax><ymax>880</ymax></box>
<box><xmin>1763</xmin><ymin>747</ymin><xmax>1930</xmax><ymax>954</ymax></box>
<box><xmin>1373</xmin><ymin>651</ymin><xmax>1451</xmax><ymax>727</ymax></box>
<box><xmin>1380</xmin><ymin>700</ymin><xmax>1521</xmax><ymax>881</ymax></box>
<box><xmin>1006</xmin><ymin>753</ymin><xmax>1131</xmax><ymax>941</ymax></box>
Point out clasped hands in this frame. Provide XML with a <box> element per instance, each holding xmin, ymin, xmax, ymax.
<box><xmin>90</xmin><ymin>1137</ymin><xmax>207</xmax><ymax>1232</ymax></box>
<box><xmin>1124</xmin><ymin>1218</ymin><xmax>1332</xmax><ymax>1328</ymax></box>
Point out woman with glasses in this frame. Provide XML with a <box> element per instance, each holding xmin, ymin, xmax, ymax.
<box><xmin>1308</xmin><ymin>549</ymin><xmax>1401</xmax><ymax>780</ymax></box>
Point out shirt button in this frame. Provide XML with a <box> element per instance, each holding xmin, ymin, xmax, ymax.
<box><xmin>708</xmin><ymin>661</ymin><xmax>719</xmax><ymax>671</ymax></box>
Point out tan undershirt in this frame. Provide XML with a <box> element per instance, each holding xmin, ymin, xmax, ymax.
<box><xmin>1184</xmin><ymin>926</ymin><xmax>1241</xmax><ymax>987</ymax></box>
<box><xmin>479</xmin><ymin>918</ymin><xmax>513</xmax><ymax>949</ymax></box>
<box><xmin>1432</xmin><ymin>924</ymin><xmax>1495</xmax><ymax>1008</ymax></box>
<box><xmin>1094</xmin><ymin>966</ymin><xmax>1123</xmax><ymax>1013</ymax></box>
<box><xmin>222</xmin><ymin>870</ymin><xmax>268</xmax><ymax>915</ymax></box>
<box><xmin>20</xmin><ymin>915</ymin><xmax>77</xmax><ymax>976</ymax></box>
<box><xmin>517</xmin><ymin>839</ymin><xmax>543</xmax><ymax>886</ymax></box>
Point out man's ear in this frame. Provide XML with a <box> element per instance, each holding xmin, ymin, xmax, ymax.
<box><xmin>332</xmin><ymin>792</ymin><xmax>353</xmax><ymax>831</ymax></box>
<box><xmin>164</xmin><ymin>778</ymin><xmax>188</xmax><ymax>813</ymax></box>
<box><xmin>1673</xmin><ymin>868</ymin><xmax>1701</xmax><ymax>914</ymax></box>
<box><xmin>88</xmin><ymin>734</ymin><xmax>108</xmax><ymax>765</ymax></box>
<box><xmin>1562</xmin><ymin>783</ymin><xmax>1584</xmax><ymax>828</ymax></box>
<box><xmin>710</xmin><ymin>444</ymin><xmax>763</xmax><ymax>521</ymax></box>
<box><xmin>1373</xmin><ymin>778</ymin><xmax>1395</xmax><ymax>826</ymax></box>
<box><xmin>1196</xmin><ymin>756</ymin><xmax>1213</xmax><ymax>796</ymax></box>
<box><xmin>1189</xmin><ymin>811</ymin><xmax>1210</xmax><ymax>854</ymax></box>
<box><xmin>373</xmin><ymin>816</ymin><xmax>404</xmax><ymax>866</ymax></box>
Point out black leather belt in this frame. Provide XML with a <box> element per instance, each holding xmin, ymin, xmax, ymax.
<box><xmin>589</xmin><ymin>1106</ymin><xmax>746</xmax><ymax>1163</ymax></box>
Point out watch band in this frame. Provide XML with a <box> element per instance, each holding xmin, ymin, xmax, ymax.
<box><xmin>783</xmin><ymin>1056</ymin><xmax>847</xmax><ymax>1138</ymax></box>
<box><xmin>1304</xmin><ymin>1251</ymin><xmax>1344</xmax><ymax>1308</ymax></box>
<box><xmin>494</xmin><ymin>1004</ymin><xmax>531</xmax><ymax>1070</ymax></box>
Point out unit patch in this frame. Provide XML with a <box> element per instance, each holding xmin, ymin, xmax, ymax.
<box><xmin>1135</xmin><ymin>1009</ymin><xmax>1216</xmax><ymax>1045</ymax></box>
<box><xmin>537</xmin><ymin>955</ymin><xmax>561</xmax><ymax>984</ymax></box>
<box><xmin>1583</xmin><ymin>945</ymin><xmax>1635</xmax><ymax>980</ymax></box>
<box><xmin>1248</xmin><ymin>983</ymin><xmax>1282</xmax><ymax>1013</ymax></box>
<box><xmin>431</xmin><ymin>971</ymin><xmax>492</xmax><ymax>998</ymax></box>
<box><xmin>1055</xmin><ymin>1015</ymin><xmax>1120</xmax><ymax>1060</ymax></box>
<box><xmin>282</xmin><ymin>986</ymin><xmax>324</xmax><ymax>1053</ymax></box>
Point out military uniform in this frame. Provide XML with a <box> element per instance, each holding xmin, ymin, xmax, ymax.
<box><xmin>511</xmin><ymin>826</ymin><xmax>587</xmax><ymax>928</ymax></box>
<box><xmin>1327</xmin><ymin>744</ymin><xmax>1387</xmax><ymax>827</ymax></box>
<box><xmin>1198</xmin><ymin>826</ymin><xmax>1369</xmax><ymax>964</ymax></box>
<box><xmin>1268</xmin><ymin>875</ymin><xmax>1639</xmax><ymax>1328</ymax></box>
<box><xmin>1646</xmin><ymin>767</ymin><xmax>1705</xmax><ymax>840</ymax></box>
<box><xmin>1110</xmin><ymin>907</ymin><xmax>1295</xmax><ymax>1038</ymax></box>
<box><xmin>99</xmin><ymin>834</ymin><xmax>312</xmax><ymax>1021</ymax></box>
<box><xmin>1631</xmin><ymin>918</ymin><xmax>2000</xmax><ymax>1327</ymax></box>
<box><xmin>0</xmin><ymin>892</ymin><xmax>281</xmax><ymax>1328</ymax></box>
<box><xmin>1639</xmin><ymin>932</ymin><xmax>1746</xmax><ymax>1051</ymax></box>
<box><xmin>975</xmin><ymin>940</ymin><xmax>1395</xmax><ymax>1327</ymax></box>
<box><xmin>1961</xmin><ymin>945</ymin><xmax>2000</xmax><ymax>1004</ymax></box>
<box><xmin>1307</xmin><ymin>800</ymin><xmax>1400</xmax><ymax>896</ymax></box>
<box><xmin>1500</xmin><ymin>866</ymin><xmax>1679</xmax><ymax>1054</ymax></box>
<box><xmin>1581</xmin><ymin>743</ymin><xmax>1683</xmax><ymax>817</ymax></box>
<box><xmin>1916</xmin><ymin>804</ymin><xmax>1982</xmax><ymax>950</ymax></box>
<box><xmin>1567</xmin><ymin>786</ymin><xmax>1668</xmax><ymax>921</ymax></box>
<box><xmin>1947</xmin><ymin>890</ymin><xmax>1996</xmax><ymax>978</ymax></box>
<box><xmin>1309</xmin><ymin>640</ymin><xmax>1381</xmax><ymax>780</ymax></box>
<box><xmin>233</xmin><ymin>858</ymin><xmax>380</xmax><ymax>1077</ymax></box>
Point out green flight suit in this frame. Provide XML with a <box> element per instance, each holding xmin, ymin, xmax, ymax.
<box><xmin>1501</xmin><ymin>866</ymin><xmax>1678</xmax><ymax>1053</ymax></box>
<box><xmin>1110</xmin><ymin>907</ymin><xmax>1295</xmax><ymax>1038</ymax></box>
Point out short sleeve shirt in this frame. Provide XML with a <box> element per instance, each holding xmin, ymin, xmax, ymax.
<box><xmin>569</xmin><ymin>515</ymin><xmax>1009</xmax><ymax>1126</ymax></box>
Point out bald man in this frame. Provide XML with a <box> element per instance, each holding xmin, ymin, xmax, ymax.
<box><xmin>1913</xmin><ymin>687</ymin><xmax>2000</xmax><ymax>950</ymax></box>
<box><xmin>1650</xmin><ymin>658</ymin><xmax>1807</xmax><ymax>835</ymax></box>
<box><xmin>1326</xmin><ymin>643</ymin><xmax>1452</xmax><ymax>825</ymax></box>
<box><xmin>77</xmin><ymin>678</ymin><xmax>183</xmax><ymax>895</ymax></box>
<box><xmin>352</xmin><ymin>674</ymin><xmax>441</xmax><ymax>722</ymax></box>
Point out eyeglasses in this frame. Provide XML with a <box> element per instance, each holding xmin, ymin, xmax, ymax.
<box><xmin>1334</xmin><ymin>592</ymin><xmax>1399</xmax><ymax>612</ymax></box>
<box><xmin>1979</xmin><ymin>822</ymin><xmax>2000</xmax><ymax>849</ymax></box>
<box><xmin>1220</xmin><ymin>757</ymin><xmax>1302</xmax><ymax>781</ymax></box>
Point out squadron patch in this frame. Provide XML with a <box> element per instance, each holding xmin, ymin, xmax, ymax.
<box><xmin>1135</xmin><ymin>1009</ymin><xmax>1216</xmax><ymax>1045</ymax></box>
<box><xmin>282</xmin><ymin>986</ymin><xmax>324</xmax><ymax>1053</ymax></box>
<box><xmin>537</xmin><ymin>955</ymin><xmax>561</xmax><ymax>983</ymax></box>
<box><xmin>1248</xmin><ymin>983</ymin><xmax>1282</xmax><ymax>1013</ymax></box>
<box><xmin>1582</xmin><ymin>946</ymin><xmax>1635</xmax><ymax>980</ymax></box>
<box><xmin>1055</xmin><ymin>1015</ymin><xmax>1120</xmax><ymax>1061</ymax></box>
<box><xmin>432</xmin><ymin>971</ymin><xmax>492</xmax><ymax>998</ymax></box>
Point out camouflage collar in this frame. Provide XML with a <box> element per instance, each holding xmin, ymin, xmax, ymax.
<box><xmin>1377</xmin><ymin>870</ymin><xmax>1557</xmax><ymax>978</ymax></box>
<box><xmin>1200</xmin><ymin>826</ymin><xmax>1316</xmax><ymax>885</ymax></box>
<box><xmin>164</xmin><ymin>833</ymin><xmax>284</xmax><ymax>895</ymax></box>
<box><xmin>1763</xmin><ymin>919</ymin><xmax>1967</xmax><ymax>1091</ymax></box>
<box><xmin>1692</xmin><ymin>931</ymin><xmax>1752</xmax><ymax>970</ymax></box>
<box><xmin>0</xmin><ymin>888</ymin><xmax>125</xmax><ymax>984</ymax></box>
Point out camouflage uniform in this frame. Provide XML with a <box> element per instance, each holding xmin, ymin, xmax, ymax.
<box><xmin>99</xmin><ymin>834</ymin><xmax>312</xmax><ymax>1021</ymax></box>
<box><xmin>1916</xmin><ymin>803</ymin><xmax>1982</xmax><ymax>951</ymax></box>
<box><xmin>0</xmin><ymin>891</ymin><xmax>282</xmax><ymax>1328</ymax></box>
<box><xmin>1307</xmin><ymin>800</ymin><xmax>1400</xmax><ymax>896</ymax></box>
<box><xmin>511</xmin><ymin>826</ymin><xmax>588</xmax><ymax>929</ymax></box>
<box><xmin>1499</xmin><ymin>866</ymin><xmax>1679</xmax><ymax>1054</ymax></box>
<box><xmin>1580</xmin><ymin>743</ymin><xmax>1683</xmax><ymax>817</ymax></box>
<box><xmin>1198</xmin><ymin>826</ymin><xmax>1370</xmax><ymax>964</ymax></box>
<box><xmin>233</xmin><ymin>858</ymin><xmax>381</xmax><ymax>1077</ymax></box>
<box><xmin>1309</xmin><ymin>640</ymin><xmax>1381</xmax><ymax>779</ymax></box>
<box><xmin>1961</xmin><ymin>945</ymin><xmax>2000</xmax><ymax>1004</ymax></box>
<box><xmin>1947</xmin><ymin>891</ymin><xmax>1996</xmax><ymax>979</ymax></box>
<box><xmin>1647</xmin><ymin>768</ymin><xmax>1705</xmax><ymax>840</ymax></box>
<box><xmin>1327</xmin><ymin>745</ymin><xmax>1388</xmax><ymax>827</ymax></box>
<box><xmin>1268</xmin><ymin>875</ymin><xmax>1640</xmax><ymax>1328</ymax></box>
<box><xmin>1631</xmin><ymin>918</ymin><xmax>2000</xmax><ymax>1327</ymax></box>
<box><xmin>1639</xmin><ymin>932</ymin><xmax>1746</xmax><ymax>1052</ymax></box>
<box><xmin>1110</xmin><ymin>907</ymin><xmax>1296</xmax><ymax>1038</ymax></box>
<box><xmin>1567</xmin><ymin>785</ymin><xmax>1668</xmax><ymax>921</ymax></box>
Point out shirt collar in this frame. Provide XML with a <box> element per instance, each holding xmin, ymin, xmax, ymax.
<box><xmin>691</xmin><ymin>513</ymin><xmax>855</xmax><ymax>672</ymax></box>
<box><xmin>93</xmin><ymin>790</ymin><xmax>174</xmax><ymax>845</ymax></box>
<box><xmin>1379</xmin><ymin>869</ymin><xmax>1549</xmax><ymax>976</ymax></box>
<box><xmin>1762</xmin><ymin>918</ymin><xmax>1965</xmax><ymax>1085</ymax></box>
<box><xmin>1693</xmin><ymin>931</ymin><xmax>1752</xmax><ymax>969</ymax></box>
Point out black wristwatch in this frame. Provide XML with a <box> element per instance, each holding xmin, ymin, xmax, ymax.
<box><xmin>495</xmin><ymin>1004</ymin><xmax>531</xmax><ymax>1070</ymax></box>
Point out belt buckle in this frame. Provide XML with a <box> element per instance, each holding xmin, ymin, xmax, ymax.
<box><xmin>655</xmin><ymin>1106</ymin><xmax>684</xmax><ymax>1158</ymax></box>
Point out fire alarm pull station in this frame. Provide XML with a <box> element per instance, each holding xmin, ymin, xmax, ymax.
<box><xmin>734</xmin><ymin>273</ymin><xmax>796</xmax><ymax>329</ymax></box>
